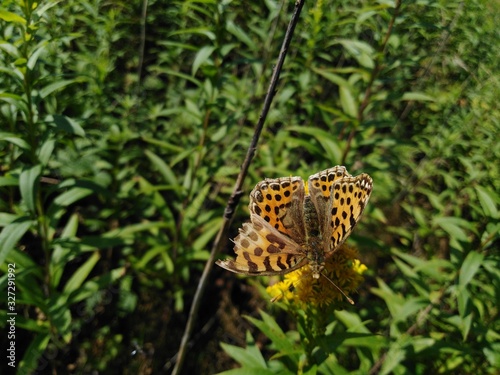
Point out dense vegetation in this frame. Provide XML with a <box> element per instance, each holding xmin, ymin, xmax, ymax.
<box><xmin>0</xmin><ymin>0</ymin><xmax>498</xmax><ymax>374</ymax></box>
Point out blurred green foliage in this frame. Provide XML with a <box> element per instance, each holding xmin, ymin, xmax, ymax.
<box><xmin>0</xmin><ymin>0</ymin><xmax>498</xmax><ymax>374</ymax></box>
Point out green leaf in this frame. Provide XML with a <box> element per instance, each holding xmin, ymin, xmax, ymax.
<box><xmin>0</xmin><ymin>10</ymin><xmax>26</xmax><ymax>24</ymax></box>
<box><xmin>312</xmin><ymin>68</ymin><xmax>349</xmax><ymax>87</ymax></box>
<box><xmin>79</xmin><ymin>235</ymin><xmax>128</xmax><ymax>249</ymax></box>
<box><xmin>47</xmin><ymin>114</ymin><xmax>85</xmax><ymax>136</ymax></box>
<box><xmin>168</xmin><ymin>27</ymin><xmax>215</xmax><ymax>41</ymax></box>
<box><xmin>474</xmin><ymin>185</ymin><xmax>498</xmax><ymax>219</ymax></box>
<box><xmin>3</xmin><ymin>248</ymin><xmax>42</xmax><ymax>279</ymax></box>
<box><xmin>459</xmin><ymin>251</ymin><xmax>484</xmax><ymax>287</ymax></box>
<box><xmin>0</xmin><ymin>44</ymin><xmax>20</xmax><ymax>60</ymax></box>
<box><xmin>142</xmin><ymin>136</ymin><xmax>185</xmax><ymax>153</ymax></box>
<box><xmin>184</xmin><ymin>184</ymin><xmax>211</xmax><ymax>222</ymax></box>
<box><xmin>317</xmin><ymin>355</ymin><xmax>348</xmax><ymax>375</ymax></box>
<box><xmin>334</xmin><ymin>310</ymin><xmax>371</xmax><ymax>333</ymax></box>
<box><xmin>46</xmin><ymin>180</ymin><xmax>107</xmax><ymax>229</ymax></box>
<box><xmin>379</xmin><ymin>342</ymin><xmax>406</xmax><ymax>375</ymax></box>
<box><xmin>33</xmin><ymin>0</ymin><xmax>64</xmax><ymax>18</ymax></box>
<box><xmin>160</xmin><ymin>247</ymin><xmax>175</xmax><ymax>274</ymax></box>
<box><xmin>68</xmin><ymin>267</ymin><xmax>126</xmax><ymax>304</ymax></box>
<box><xmin>63</xmin><ymin>252</ymin><xmax>101</xmax><ymax>294</ymax></box>
<box><xmin>319</xmin><ymin>330</ymin><xmax>382</xmax><ymax>353</ymax></box>
<box><xmin>392</xmin><ymin>248</ymin><xmax>427</xmax><ymax>268</ymax></box>
<box><xmin>456</xmin><ymin>289</ymin><xmax>473</xmax><ymax>340</ymax></box>
<box><xmin>0</xmin><ymin>217</ymin><xmax>34</xmax><ymax>266</ymax></box>
<box><xmin>152</xmin><ymin>67</ymin><xmax>203</xmax><ymax>87</ymax></box>
<box><xmin>433</xmin><ymin>216</ymin><xmax>471</xmax><ymax>242</ymax></box>
<box><xmin>136</xmin><ymin>245</ymin><xmax>173</xmax><ymax>273</ymax></box>
<box><xmin>37</xmin><ymin>138</ymin><xmax>56</xmax><ymax>165</ymax></box>
<box><xmin>287</xmin><ymin>126</ymin><xmax>343</xmax><ymax>161</ymax></box>
<box><xmin>50</xmin><ymin>213</ymin><xmax>80</xmax><ymax>288</ymax></box>
<box><xmin>0</xmin><ymin>92</ymin><xmax>29</xmax><ymax>113</ymax></box>
<box><xmin>27</xmin><ymin>40</ymin><xmax>48</xmax><ymax>70</ymax></box>
<box><xmin>336</xmin><ymin>39</ymin><xmax>375</xmax><ymax>68</ymax></box>
<box><xmin>192</xmin><ymin>217</ymin><xmax>222</xmax><ymax>251</ymax></box>
<box><xmin>303</xmin><ymin>365</ymin><xmax>318</xmax><ymax>375</ymax></box>
<box><xmin>19</xmin><ymin>333</ymin><xmax>50</xmax><ymax>373</ymax></box>
<box><xmin>15</xmin><ymin>314</ymin><xmax>49</xmax><ymax>333</ymax></box>
<box><xmin>397</xmin><ymin>298</ymin><xmax>429</xmax><ymax>322</ymax></box>
<box><xmin>0</xmin><ymin>131</ymin><xmax>30</xmax><ymax>150</ymax></box>
<box><xmin>19</xmin><ymin>164</ymin><xmax>42</xmax><ymax>214</ymax></box>
<box><xmin>484</xmin><ymin>343</ymin><xmax>500</xmax><ymax>368</ymax></box>
<box><xmin>216</xmin><ymin>366</ymin><xmax>278</xmax><ymax>375</ymax></box>
<box><xmin>103</xmin><ymin>221</ymin><xmax>171</xmax><ymax>239</ymax></box>
<box><xmin>246</xmin><ymin>310</ymin><xmax>299</xmax><ymax>360</ymax></box>
<box><xmin>192</xmin><ymin>46</ymin><xmax>215</xmax><ymax>75</ymax></box>
<box><xmin>39</xmin><ymin>79</ymin><xmax>80</xmax><ymax>98</ymax></box>
<box><xmin>220</xmin><ymin>331</ymin><xmax>267</xmax><ymax>369</ymax></box>
<box><xmin>401</xmin><ymin>92</ymin><xmax>435</xmax><ymax>101</ymax></box>
<box><xmin>47</xmin><ymin>294</ymin><xmax>72</xmax><ymax>336</ymax></box>
<box><xmin>60</xmin><ymin>214</ymin><xmax>79</xmax><ymax>238</ymax></box>
<box><xmin>53</xmin><ymin>186</ymin><xmax>95</xmax><ymax>207</ymax></box>
<box><xmin>0</xmin><ymin>176</ymin><xmax>18</xmax><ymax>187</ymax></box>
<box><xmin>371</xmin><ymin>278</ymin><xmax>405</xmax><ymax>318</ymax></box>
<box><xmin>226</xmin><ymin>21</ymin><xmax>255</xmax><ymax>49</ymax></box>
<box><xmin>144</xmin><ymin>149</ymin><xmax>179</xmax><ymax>191</ymax></box>
<box><xmin>340</xmin><ymin>85</ymin><xmax>357</xmax><ymax>118</ymax></box>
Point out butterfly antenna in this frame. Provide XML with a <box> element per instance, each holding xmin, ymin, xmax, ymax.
<box><xmin>320</xmin><ymin>273</ymin><xmax>355</xmax><ymax>305</ymax></box>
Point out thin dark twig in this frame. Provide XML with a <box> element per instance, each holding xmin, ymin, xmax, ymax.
<box><xmin>164</xmin><ymin>315</ymin><xmax>217</xmax><ymax>372</ymax></box>
<box><xmin>170</xmin><ymin>1</ymin><xmax>306</xmax><ymax>374</ymax></box>
<box><xmin>341</xmin><ymin>0</ymin><xmax>402</xmax><ymax>165</ymax></box>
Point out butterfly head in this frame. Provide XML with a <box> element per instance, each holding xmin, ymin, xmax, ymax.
<box><xmin>306</xmin><ymin>239</ymin><xmax>325</xmax><ymax>279</ymax></box>
<box><xmin>310</xmin><ymin>263</ymin><xmax>324</xmax><ymax>279</ymax></box>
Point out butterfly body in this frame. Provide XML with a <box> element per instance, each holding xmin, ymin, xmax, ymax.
<box><xmin>217</xmin><ymin>166</ymin><xmax>373</xmax><ymax>279</ymax></box>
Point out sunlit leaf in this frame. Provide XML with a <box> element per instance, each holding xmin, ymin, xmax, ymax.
<box><xmin>459</xmin><ymin>251</ymin><xmax>484</xmax><ymax>287</ymax></box>
<box><xmin>0</xmin><ymin>217</ymin><xmax>34</xmax><ymax>265</ymax></box>
<box><xmin>19</xmin><ymin>164</ymin><xmax>42</xmax><ymax>214</ymax></box>
<box><xmin>192</xmin><ymin>46</ymin><xmax>216</xmax><ymax>76</ymax></box>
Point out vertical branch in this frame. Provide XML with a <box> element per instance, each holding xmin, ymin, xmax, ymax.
<box><xmin>170</xmin><ymin>1</ymin><xmax>306</xmax><ymax>374</ymax></box>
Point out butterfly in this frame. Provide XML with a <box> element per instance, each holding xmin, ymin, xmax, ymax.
<box><xmin>216</xmin><ymin>166</ymin><xmax>373</xmax><ymax>280</ymax></box>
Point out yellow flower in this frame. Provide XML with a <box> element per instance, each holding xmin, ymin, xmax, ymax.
<box><xmin>266</xmin><ymin>245</ymin><xmax>366</xmax><ymax>308</ymax></box>
<box><xmin>352</xmin><ymin>258</ymin><xmax>368</xmax><ymax>275</ymax></box>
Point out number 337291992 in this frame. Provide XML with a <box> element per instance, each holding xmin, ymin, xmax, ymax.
<box><xmin>7</xmin><ymin>264</ymin><xmax>16</xmax><ymax>306</ymax></box>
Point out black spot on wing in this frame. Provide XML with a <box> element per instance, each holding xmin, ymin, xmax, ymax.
<box><xmin>243</xmin><ymin>252</ymin><xmax>258</xmax><ymax>272</ymax></box>
<box><xmin>263</xmin><ymin>256</ymin><xmax>273</xmax><ymax>272</ymax></box>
